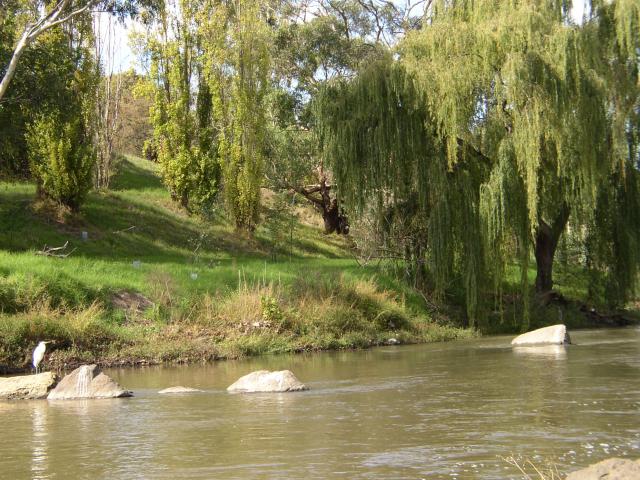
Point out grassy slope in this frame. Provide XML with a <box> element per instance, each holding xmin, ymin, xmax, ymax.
<box><xmin>0</xmin><ymin>156</ymin><xmax>473</xmax><ymax>372</ymax></box>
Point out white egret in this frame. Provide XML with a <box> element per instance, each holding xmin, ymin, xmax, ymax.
<box><xmin>32</xmin><ymin>341</ymin><xmax>53</xmax><ymax>374</ymax></box>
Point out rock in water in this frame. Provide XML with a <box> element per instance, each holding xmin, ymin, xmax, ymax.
<box><xmin>227</xmin><ymin>370</ymin><xmax>309</xmax><ymax>393</ymax></box>
<box><xmin>47</xmin><ymin>364</ymin><xmax>133</xmax><ymax>400</ymax></box>
<box><xmin>511</xmin><ymin>324</ymin><xmax>571</xmax><ymax>346</ymax></box>
<box><xmin>158</xmin><ymin>386</ymin><xmax>203</xmax><ymax>394</ymax></box>
<box><xmin>0</xmin><ymin>372</ymin><xmax>58</xmax><ymax>400</ymax></box>
<box><xmin>565</xmin><ymin>458</ymin><xmax>640</xmax><ymax>480</ymax></box>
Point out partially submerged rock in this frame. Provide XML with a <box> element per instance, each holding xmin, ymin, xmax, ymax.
<box><xmin>566</xmin><ymin>458</ymin><xmax>640</xmax><ymax>480</ymax></box>
<box><xmin>0</xmin><ymin>372</ymin><xmax>58</xmax><ymax>400</ymax></box>
<box><xmin>511</xmin><ymin>324</ymin><xmax>570</xmax><ymax>346</ymax></box>
<box><xmin>47</xmin><ymin>364</ymin><xmax>132</xmax><ymax>400</ymax></box>
<box><xmin>227</xmin><ymin>370</ymin><xmax>308</xmax><ymax>393</ymax></box>
<box><xmin>158</xmin><ymin>386</ymin><xmax>203</xmax><ymax>394</ymax></box>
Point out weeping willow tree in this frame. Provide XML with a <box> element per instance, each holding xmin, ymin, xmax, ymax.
<box><xmin>317</xmin><ymin>55</ymin><xmax>490</xmax><ymax>325</ymax></box>
<box><xmin>399</xmin><ymin>0</ymin><xmax>640</xmax><ymax>300</ymax></box>
<box><xmin>319</xmin><ymin>0</ymin><xmax>640</xmax><ymax>325</ymax></box>
<box><xmin>200</xmin><ymin>0</ymin><xmax>270</xmax><ymax>232</ymax></box>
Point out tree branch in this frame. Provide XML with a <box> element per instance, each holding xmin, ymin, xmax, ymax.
<box><xmin>0</xmin><ymin>0</ymin><xmax>100</xmax><ymax>102</ymax></box>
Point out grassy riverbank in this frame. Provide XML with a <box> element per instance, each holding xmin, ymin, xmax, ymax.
<box><xmin>0</xmin><ymin>156</ymin><xmax>474</xmax><ymax>372</ymax></box>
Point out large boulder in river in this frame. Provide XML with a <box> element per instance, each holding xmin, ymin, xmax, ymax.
<box><xmin>566</xmin><ymin>458</ymin><xmax>640</xmax><ymax>480</ymax></box>
<box><xmin>227</xmin><ymin>370</ymin><xmax>308</xmax><ymax>393</ymax></box>
<box><xmin>158</xmin><ymin>386</ymin><xmax>203</xmax><ymax>394</ymax></box>
<box><xmin>511</xmin><ymin>324</ymin><xmax>570</xmax><ymax>346</ymax></box>
<box><xmin>47</xmin><ymin>364</ymin><xmax>132</xmax><ymax>400</ymax></box>
<box><xmin>0</xmin><ymin>372</ymin><xmax>57</xmax><ymax>400</ymax></box>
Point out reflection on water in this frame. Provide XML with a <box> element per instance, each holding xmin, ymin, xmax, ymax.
<box><xmin>31</xmin><ymin>401</ymin><xmax>48</xmax><ymax>479</ymax></box>
<box><xmin>512</xmin><ymin>344</ymin><xmax>568</xmax><ymax>359</ymax></box>
<box><xmin>1</xmin><ymin>328</ymin><xmax>639</xmax><ymax>479</ymax></box>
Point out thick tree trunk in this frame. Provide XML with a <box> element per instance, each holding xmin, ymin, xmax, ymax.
<box><xmin>291</xmin><ymin>166</ymin><xmax>349</xmax><ymax>235</ymax></box>
<box><xmin>534</xmin><ymin>204</ymin><xmax>570</xmax><ymax>293</ymax></box>
<box><xmin>322</xmin><ymin>198</ymin><xmax>349</xmax><ymax>234</ymax></box>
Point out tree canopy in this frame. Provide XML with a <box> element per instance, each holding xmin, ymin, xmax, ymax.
<box><xmin>317</xmin><ymin>0</ymin><xmax>640</xmax><ymax>325</ymax></box>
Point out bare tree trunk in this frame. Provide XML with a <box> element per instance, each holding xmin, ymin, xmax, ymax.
<box><xmin>93</xmin><ymin>14</ymin><xmax>123</xmax><ymax>190</ymax></box>
<box><xmin>0</xmin><ymin>32</ymin><xmax>29</xmax><ymax>101</ymax></box>
<box><xmin>534</xmin><ymin>204</ymin><xmax>570</xmax><ymax>293</ymax></box>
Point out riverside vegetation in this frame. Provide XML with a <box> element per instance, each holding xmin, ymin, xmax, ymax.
<box><xmin>1</xmin><ymin>0</ymin><xmax>639</xmax><ymax>373</ymax></box>
<box><xmin>0</xmin><ymin>156</ymin><xmax>475</xmax><ymax>373</ymax></box>
<box><xmin>2</xmin><ymin>156</ymin><xmax>635</xmax><ymax>373</ymax></box>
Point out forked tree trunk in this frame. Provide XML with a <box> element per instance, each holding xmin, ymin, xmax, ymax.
<box><xmin>534</xmin><ymin>204</ymin><xmax>570</xmax><ymax>293</ymax></box>
<box><xmin>291</xmin><ymin>166</ymin><xmax>349</xmax><ymax>235</ymax></box>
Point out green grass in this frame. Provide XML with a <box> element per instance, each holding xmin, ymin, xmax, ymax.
<box><xmin>0</xmin><ymin>155</ymin><xmax>474</xmax><ymax>372</ymax></box>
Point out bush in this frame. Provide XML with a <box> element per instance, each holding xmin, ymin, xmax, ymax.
<box><xmin>142</xmin><ymin>139</ymin><xmax>158</xmax><ymax>162</ymax></box>
<box><xmin>27</xmin><ymin>115</ymin><xmax>95</xmax><ymax>212</ymax></box>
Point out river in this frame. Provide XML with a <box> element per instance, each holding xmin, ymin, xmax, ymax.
<box><xmin>1</xmin><ymin>328</ymin><xmax>639</xmax><ymax>479</ymax></box>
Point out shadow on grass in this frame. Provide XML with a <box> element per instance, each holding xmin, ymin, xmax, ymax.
<box><xmin>0</xmin><ymin>160</ymin><xmax>351</xmax><ymax>264</ymax></box>
<box><xmin>111</xmin><ymin>157</ymin><xmax>164</xmax><ymax>191</ymax></box>
<box><xmin>0</xmin><ymin>188</ymin><xmax>306</xmax><ymax>263</ymax></box>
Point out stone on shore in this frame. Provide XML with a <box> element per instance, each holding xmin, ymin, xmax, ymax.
<box><xmin>0</xmin><ymin>372</ymin><xmax>58</xmax><ymax>400</ymax></box>
<box><xmin>47</xmin><ymin>364</ymin><xmax>132</xmax><ymax>400</ymax></box>
<box><xmin>158</xmin><ymin>386</ymin><xmax>203</xmax><ymax>394</ymax></box>
<box><xmin>227</xmin><ymin>370</ymin><xmax>309</xmax><ymax>393</ymax></box>
<box><xmin>565</xmin><ymin>458</ymin><xmax>640</xmax><ymax>480</ymax></box>
<box><xmin>511</xmin><ymin>324</ymin><xmax>570</xmax><ymax>346</ymax></box>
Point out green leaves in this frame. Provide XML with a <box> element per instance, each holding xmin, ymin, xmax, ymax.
<box><xmin>27</xmin><ymin>116</ymin><xmax>95</xmax><ymax>212</ymax></box>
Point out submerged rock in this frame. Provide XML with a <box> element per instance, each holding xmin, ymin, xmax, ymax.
<box><xmin>158</xmin><ymin>386</ymin><xmax>203</xmax><ymax>394</ymax></box>
<box><xmin>227</xmin><ymin>370</ymin><xmax>309</xmax><ymax>393</ymax></box>
<box><xmin>512</xmin><ymin>344</ymin><xmax>567</xmax><ymax>359</ymax></box>
<box><xmin>47</xmin><ymin>364</ymin><xmax>132</xmax><ymax>400</ymax></box>
<box><xmin>0</xmin><ymin>372</ymin><xmax>58</xmax><ymax>400</ymax></box>
<box><xmin>511</xmin><ymin>324</ymin><xmax>570</xmax><ymax>346</ymax></box>
<box><xmin>566</xmin><ymin>458</ymin><xmax>640</xmax><ymax>480</ymax></box>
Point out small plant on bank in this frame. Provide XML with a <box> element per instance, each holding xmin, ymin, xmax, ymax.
<box><xmin>502</xmin><ymin>455</ymin><xmax>562</xmax><ymax>480</ymax></box>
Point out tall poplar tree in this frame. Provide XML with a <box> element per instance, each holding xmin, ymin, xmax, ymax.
<box><xmin>141</xmin><ymin>0</ymin><xmax>220</xmax><ymax>212</ymax></box>
<box><xmin>209</xmin><ymin>0</ymin><xmax>270</xmax><ymax>232</ymax></box>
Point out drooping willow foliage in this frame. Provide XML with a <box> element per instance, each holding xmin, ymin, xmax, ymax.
<box><xmin>316</xmin><ymin>56</ymin><xmax>490</xmax><ymax>325</ymax></box>
<box><xmin>318</xmin><ymin>0</ymin><xmax>640</xmax><ymax>325</ymax></box>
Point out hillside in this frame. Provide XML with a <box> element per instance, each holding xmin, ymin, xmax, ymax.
<box><xmin>0</xmin><ymin>156</ymin><xmax>472</xmax><ymax>372</ymax></box>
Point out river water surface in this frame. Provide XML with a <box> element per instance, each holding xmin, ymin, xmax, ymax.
<box><xmin>1</xmin><ymin>328</ymin><xmax>639</xmax><ymax>479</ymax></box>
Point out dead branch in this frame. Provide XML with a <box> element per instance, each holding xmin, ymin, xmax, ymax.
<box><xmin>112</xmin><ymin>225</ymin><xmax>137</xmax><ymax>234</ymax></box>
<box><xmin>36</xmin><ymin>241</ymin><xmax>77</xmax><ymax>258</ymax></box>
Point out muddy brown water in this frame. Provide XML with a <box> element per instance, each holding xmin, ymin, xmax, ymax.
<box><xmin>1</xmin><ymin>328</ymin><xmax>639</xmax><ymax>479</ymax></box>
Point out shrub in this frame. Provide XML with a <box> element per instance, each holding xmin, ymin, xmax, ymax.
<box><xmin>142</xmin><ymin>139</ymin><xmax>158</xmax><ymax>162</ymax></box>
<box><xmin>27</xmin><ymin>115</ymin><xmax>95</xmax><ymax>212</ymax></box>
